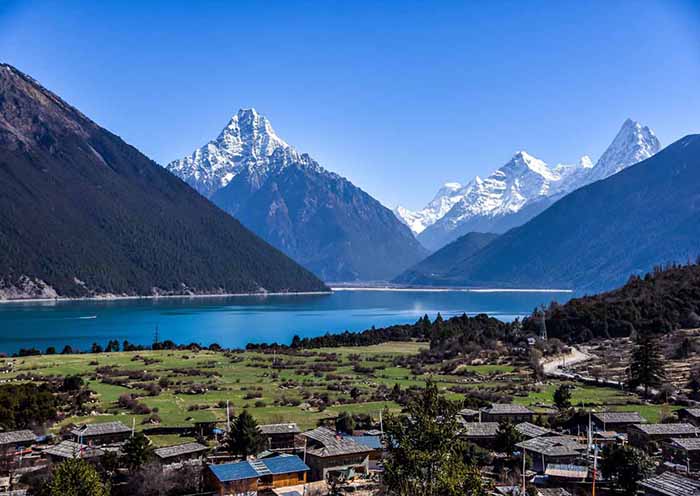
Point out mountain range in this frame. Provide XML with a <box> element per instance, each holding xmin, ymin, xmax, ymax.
<box><xmin>396</xmin><ymin>119</ymin><xmax>661</xmax><ymax>251</ymax></box>
<box><xmin>394</xmin><ymin>133</ymin><xmax>700</xmax><ymax>292</ymax></box>
<box><xmin>0</xmin><ymin>64</ymin><xmax>327</xmax><ymax>299</ymax></box>
<box><xmin>167</xmin><ymin>109</ymin><xmax>427</xmax><ymax>281</ymax></box>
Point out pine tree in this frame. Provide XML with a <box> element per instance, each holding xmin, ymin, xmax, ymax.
<box><xmin>226</xmin><ymin>410</ymin><xmax>265</xmax><ymax>457</ymax></box>
<box><xmin>627</xmin><ymin>331</ymin><xmax>666</xmax><ymax>397</ymax></box>
<box><xmin>553</xmin><ymin>384</ymin><xmax>572</xmax><ymax>410</ymax></box>
<box><xmin>495</xmin><ymin>421</ymin><xmax>522</xmax><ymax>454</ymax></box>
<box><xmin>382</xmin><ymin>380</ymin><xmax>490</xmax><ymax>496</ymax></box>
<box><xmin>122</xmin><ymin>432</ymin><xmax>152</xmax><ymax>471</ymax></box>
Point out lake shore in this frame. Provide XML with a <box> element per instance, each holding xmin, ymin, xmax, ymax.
<box><xmin>0</xmin><ymin>289</ymin><xmax>334</xmax><ymax>305</ymax></box>
<box><xmin>330</xmin><ymin>286</ymin><xmax>573</xmax><ymax>293</ymax></box>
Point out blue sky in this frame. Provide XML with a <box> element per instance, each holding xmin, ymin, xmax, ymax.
<box><xmin>1</xmin><ymin>1</ymin><xmax>699</xmax><ymax>209</ymax></box>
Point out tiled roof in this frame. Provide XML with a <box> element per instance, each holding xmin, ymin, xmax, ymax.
<box><xmin>537</xmin><ymin>489</ymin><xmax>572</xmax><ymax>496</ymax></box>
<box><xmin>302</xmin><ymin>427</ymin><xmax>373</xmax><ymax>457</ymax></box>
<box><xmin>154</xmin><ymin>442</ymin><xmax>208</xmax><ymax>460</ymax></box>
<box><xmin>544</xmin><ymin>464</ymin><xmax>587</xmax><ymax>479</ymax></box>
<box><xmin>43</xmin><ymin>441</ymin><xmax>104</xmax><ymax>459</ymax></box>
<box><xmin>259</xmin><ymin>423</ymin><xmax>300</xmax><ymax>435</ymax></box>
<box><xmin>670</xmin><ymin>437</ymin><xmax>700</xmax><ymax>451</ymax></box>
<box><xmin>71</xmin><ymin>421</ymin><xmax>131</xmax><ymax>437</ymax></box>
<box><xmin>593</xmin><ymin>411</ymin><xmax>647</xmax><ymax>424</ymax></box>
<box><xmin>458</xmin><ymin>408</ymin><xmax>479</xmax><ymax>417</ymax></box>
<box><xmin>516</xmin><ymin>436</ymin><xmax>585</xmax><ymax>457</ymax></box>
<box><xmin>681</xmin><ymin>408</ymin><xmax>700</xmax><ymax>419</ymax></box>
<box><xmin>460</xmin><ymin>422</ymin><xmax>499</xmax><ymax>437</ymax></box>
<box><xmin>0</xmin><ymin>430</ymin><xmax>36</xmax><ymax>446</ymax></box>
<box><xmin>515</xmin><ymin>422</ymin><xmax>552</xmax><ymax>438</ymax></box>
<box><xmin>630</xmin><ymin>423</ymin><xmax>699</xmax><ymax>436</ymax></box>
<box><xmin>481</xmin><ymin>404</ymin><xmax>533</xmax><ymax>415</ymax></box>
<box><xmin>638</xmin><ymin>471</ymin><xmax>700</xmax><ymax>496</ymax></box>
<box><xmin>209</xmin><ymin>455</ymin><xmax>309</xmax><ymax>482</ymax></box>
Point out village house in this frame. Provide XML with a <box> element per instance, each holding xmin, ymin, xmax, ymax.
<box><xmin>153</xmin><ymin>442</ymin><xmax>208</xmax><ymax>467</ymax></box>
<box><xmin>628</xmin><ymin>423</ymin><xmax>700</xmax><ymax>451</ymax></box>
<box><xmin>544</xmin><ymin>464</ymin><xmax>588</xmax><ymax>485</ymax></box>
<box><xmin>516</xmin><ymin>436</ymin><xmax>585</xmax><ymax>473</ymax></box>
<box><xmin>342</xmin><ymin>434</ymin><xmax>383</xmax><ymax>461</ymax></box>
<box><xmin>208</xmin><ymin>455</ymin><xmax>309</xmax><ymax>496</ymax></box>
<box><xmin>663</xmin><ymin>437</ymin><xmax>700</xmax><ymax>472</ymax></box>
<box><xmin>480</xmin><ymin>404</ymin><xmax>535</xmax><ymax>423</ymax></box>
<box><xmin>458</xmin><ymin>408</ymin><xmax>480</xmax><ymax>422</ymax></box>
<box><xmin>515</xmin><ymin>422</ymin><xmax>553</xmax><ymax>440</ymax></box>
<box><xmin>592</xmin><ymin>411</ymin><xmax>647</xmax><ymax>432</ymax></box>
<box><xmin>70</xmin><ymin>421</ymin><xmax>132</xmax><ymax>446</ymax></box>
<box><xmin>678</xmin><ymin>408</ymin><xmax>700</xmax><ymax>427</ymax></box>
<box><xmin>638</xmin><ymin>470</ymin><xmax>700</xmax><ymax>496</ymax></box>
<box><xmin>535</xmin><ymin>489</ymin><xmax>572</xmax><ymax>496</ymax></box>
<box><xmin>258</xmin><ymin>423</ymin><xmax>300</xmax><ymax>451</ymax></box>
<box><xmin>0</xmin><ymin>430</ymin><xmax>36</xmax><ymax>457</ymax></box>
<box><xmin>459</xmin><ymin>422</ymin><xmax>499</xmax><ymax>449</ymax></box>
<box><xmin>300</xmin><ymin>427</ymin><xmax>373</xmax><ymax>481</ymax></box>
<box><xmin>43</xmin><ymin>440</ymin><xmax>104</xmax><ymax>463</ymax></box>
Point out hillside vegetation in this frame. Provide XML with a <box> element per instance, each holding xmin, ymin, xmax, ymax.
<box><xmin>0</xmin><ymin>64</ymin><xmax>326</xmax><ymax>298</ymax></box>
<box><xmin>524</xmin><ymin>263</ymin><xmax>700</xmax><ymax>341</ymax></box>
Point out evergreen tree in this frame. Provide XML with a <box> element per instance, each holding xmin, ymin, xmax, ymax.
<box><xmin>226</xmin><ymin>410</ymin><xmax>265</xmax><ymax>457</ymax></box>
<box><xmin>600</xmin><ymin>444</ymin><xmax>654</xmax><ymax>495</ymax></box>
<box><xmin>553</xmin><ymin>384</ymin><xmax>572</xmax><ymax>410</ymax></box>
<box><xmin>627</xmin><ymin>331</ymin><xmax>665</xmax><ymax>397</ymax></box>
<box><xmin>122</xmin><ymin>432</ymin><xmax>152</xmax><ymax>472</ymax></box>
<box><xmin>335</xmin><ymin>411</ymin><xmax>355</xmax><ymax>434</ymax></box>
<box><xmin>495</xmin><ymin>421</ymin><xmax>522</xmax><ymax>454</ymax></box>
<box><xmin>48</xmin><ymin>459</ymin><xmax>109</xmax><ymax>496</ymax></box>
<box><xmin>382</xmin><ymin>380</ymin><xmax>490</xmax><ymax>496</ymax></box>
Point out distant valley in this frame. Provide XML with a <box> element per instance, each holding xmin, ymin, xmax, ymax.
<box><xmin>395</xmin><ymin>134</ymin><xmax>700</xmax><ymax>292</ymax></box>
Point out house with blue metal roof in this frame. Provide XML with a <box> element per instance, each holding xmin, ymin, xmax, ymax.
<box><xmin>208</xmin><ymin>454</ymin><xmax>309</xmax><ymax>495</ymax></box>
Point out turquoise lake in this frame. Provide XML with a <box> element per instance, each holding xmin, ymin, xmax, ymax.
<box><xmin>0</xmin><ymin>289</ymin><xmax>572</xmax><ymax>354</ymax></box>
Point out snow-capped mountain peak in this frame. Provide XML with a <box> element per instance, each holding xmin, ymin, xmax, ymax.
<box><xmin>166</xmin><ymin>108</ymin><xmax>290</xmax><ymax>197</ymax></box>
<box><xmin>587</xmin><ymin>118</ymin><xmax>660</xmax><ymax>182</ymax></box>
<box><xmin>401</xmin><ymin>119</ymin><xmax>661</xmax><ymax>249</ymax></box>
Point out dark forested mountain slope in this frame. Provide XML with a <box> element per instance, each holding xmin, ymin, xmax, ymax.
<box><xmin>169</xmin><ymin>109</ymin><xmax>427</xmax><ymax>282</ymax></box>
<box><xmin>411</xmin><ymin>134</ymin><xmax>700</xmax><ymax>292</ymax></box>
<box><xmin>211</xmin><ymin>149</ymin><xmax>428</xmax><ymax>281</ymax></box>
<box><xmin>524</xmin><ymin>263</ymin><xmax>700</xmax><ymax>342</ymax></box>
<box><xmin>393</xmin><ymin>232</ymin><xmax>498</xmax><ymax>285</ymax></box>
<box><xmin>0</xmin><ymin>64</ymin><xmax>327</xmax><ymax>299</ymax></box>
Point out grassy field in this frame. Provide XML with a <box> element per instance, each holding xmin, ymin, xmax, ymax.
<box><xmin>2</xmin><ymin>341</ymin><xmax>673</xmax><ymax>444</ymax></box>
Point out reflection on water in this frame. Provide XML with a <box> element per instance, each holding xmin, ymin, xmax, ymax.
<box><xmin>0</xmin><ymin>290</ymin><xmax>572</xmax><ymax>353</ymax></box>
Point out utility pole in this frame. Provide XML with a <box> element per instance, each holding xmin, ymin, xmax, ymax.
<box><xmin>226</xmin><ymin>400</ymin><xmax>231</xmax><ymax>432</ymax></box>
<box><xmin>540</xmin><ymin>307</ymin><xmax>548</xmax><ymax>341</ymax></box>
